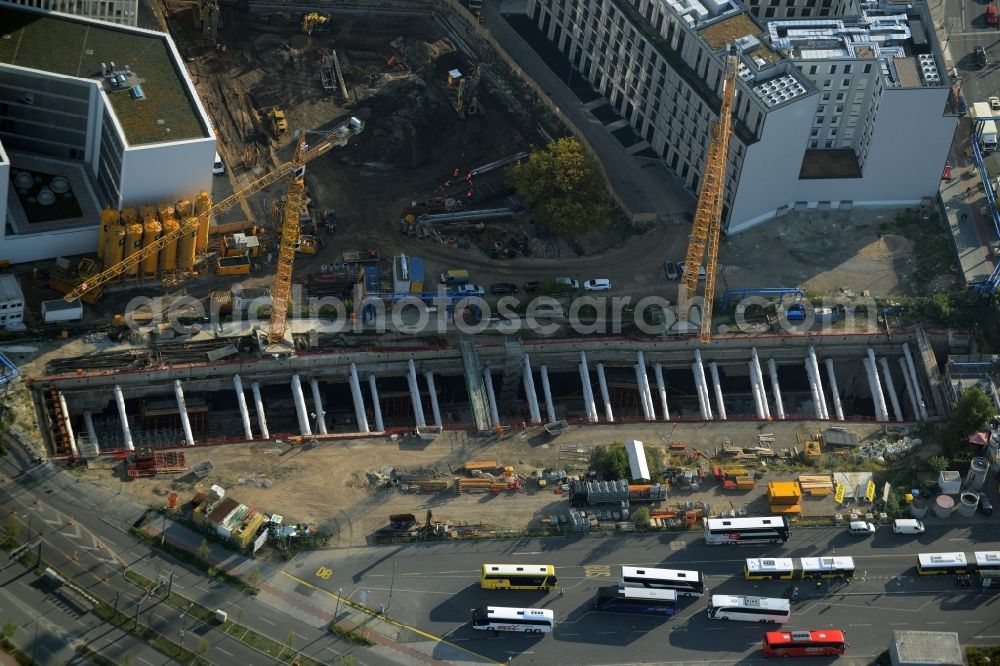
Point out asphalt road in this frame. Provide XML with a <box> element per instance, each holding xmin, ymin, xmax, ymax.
<box><xmin>289</xmin><ymin>523</ymin><xmax>1000</xmax><ymax>665</ymax></box>
<box><xmin>942</xmin><ymin>0</ymin><xmax>1000</xmax><ymax>104</ymax></box>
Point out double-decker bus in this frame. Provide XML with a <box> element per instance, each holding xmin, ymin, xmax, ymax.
<box><xmin>471</xmin><ymin>606</ymin><xmax>554</xmax><ymax>633</ymax></box>
<box><xmin>480</xmin><ymin>564</ymin><xmax>557</xmax><ymax>590</ymax></box>
<box><xmin>708</xmin><ymin>595</ymin><xmax>791</xmax><ymax>623</ymax></box>
<box><xmin>799</xmin><ymin>556</ymin><xmax>856</xmax><ymax>579</ymax></box>
<box><xmin>916</xmin><ymin>552</ymin><xmax>969</xmax><ymax>575</ymax></box>
<box><xmin>763</xmin><ymin>629</ymin><xmax>848</xmax><ymax>658</ymax></box>
<box><xmin>704</xmin><ymin>516</ymin><xmax>791</xmax><ymax>545</ymax></box>
<box><xmin>620</xmin><ymin>566</ymin><xmax>706</xmax><ymax>597</ymax></box>
<box><xmin>744</xmin><ymin>558</ymin><xmax>796</xmax><ymax>580</ymax></box>
<box><xmin>593</xmin><ymin>586</ymin><xmax>679</xmax><ymax>616</ymax></box>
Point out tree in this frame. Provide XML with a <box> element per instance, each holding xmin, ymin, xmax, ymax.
<box><xmin>509</xmin><ymin>137</ymin><xmax>613</xmax><ymax>237</ymax></box>
<box><xmin>247</xmin><ymin>569</ymin><xmax>262</xmax><ymax>593</ymax></box>
<box><xmin>196</xmin><ymin>539</ymin><xmax>211</xmax><ymax>563</ymax></box>
<box><xmin>1</xmin><ymin>620</ymin><xmax>16</xmax><ymax>640</ymax></box>
<box><xmin>927</xmin><ymin>455</ymin><xmax>949</xmax><ymax>474</ymax></box>
<box><xmin>196</xmin><ymin>636</ymin><xmax>210</xmax><ymax>664</ymax></box>
<box><xmin>592</xmin><ymin>443</ymin><xmax>630</xmax><ymax>480</ymax></box>
<box><xmin>117</xmin><ymin>653</ymin><xmax>136</xmax><ymax>666</ymax></box>
<box><xmin>951</xmin><ymin>387</ymin><xmax>994</xmax><ymax>437</ymax></box>
<box><xmin>920</xmin><ymin>292</ymin><xmax>954</xmax><ymax>324</ymax></box>
<box><xmin>2</xmin><ymin>514</ymin><xmax>20</xmax><ymax>546</ymax></box>
<box><xmin>632</xmin><ymin>506</ymin><xmax>651</xmax><ymax>529</ymax></box>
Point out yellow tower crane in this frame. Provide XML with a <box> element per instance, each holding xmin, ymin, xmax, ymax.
<box><xmin>677</xmin><ymin>45</ymin><xmax>741</xmax><ymax>344</ymax></box>
<box><xmin>67</xmin><ymin>116</ymin><xmax>364</xmax><ymax>345</ymax></box>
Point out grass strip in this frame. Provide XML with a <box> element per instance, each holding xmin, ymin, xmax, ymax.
<box><xmin>92</xmin><ymin>602</ymin><xmax>203</xmax><ymax>665</ymax></box>
<box><xmin>329</xmin><ymin>625</ymin><xmax>376</xmax><ymax>646</ymax></box>
<box><xmin>128</xmin><ymin>526</ymin><xmax>257</xmax><ymax>595</ymax></box>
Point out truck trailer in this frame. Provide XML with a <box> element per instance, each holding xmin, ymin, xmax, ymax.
<box><xmin>972</xmin><ymin>102</ymin><xmax>998</xmax><ymax>151</ymax></box>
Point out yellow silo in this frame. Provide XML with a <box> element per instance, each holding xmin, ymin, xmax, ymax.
<box><xmin>121</xmin><ymin>207</ymin><xmax>139</xmax><ymax>226</ymax></box>
<box><xmin>194</xmin><ymin>191</ymin><xmax>211</xmax><ymax>214</ymax></box>
<box><xmin>98</xmin><ymin>208</ymin><xmax>119</xmax><ymax>263</ymax></box>
<box><xmin>142</xmin><ymin>218</ymin><xmax>162</xmax><ymax>275</ymax></box>
<box><xmin>104</xmin><ymin>224</ymin><xmax>125</xmax><ymax>268</ymax></box>
<box><xmin>176</xmin><ymin>199</ymin><xmax>193</xmax><ymax>218</ymax></box>
<box><xmin>160</xmin><ymin>218</ymin><xmax>180</xmax><ymax>271</ymax></box>
<box><xmin>139</xmin><ymin>205</ymin><xmax>157</xmax><ymax>224</ymax></box>
<box><xmin>178</xmin><ymin>218</ymin><xmax>197</xmax><ymax>272</ymax></box>
<box><xmin>157</xmin><ymin>203</ymin><xmax>175</xmax><ymax>224</ymax></box>
<box><xmin>196</xmin><ymin>213</ymin><xmax>210</xmax><ymax>254</ymax></box>
<box><xmin>124</xmin><ymin>223</ymin><xmax>143</xmax><ymax>277</ymax></box>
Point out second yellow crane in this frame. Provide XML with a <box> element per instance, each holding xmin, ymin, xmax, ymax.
<box><xmin>68</xmin><ymin>116</ymin><xmax>365</xmax><ymax>345</ymax></box>
<box><xmin>677</xmin><ymin>45</ymin><xmax>741</xmax><ymax>344</ymax></box>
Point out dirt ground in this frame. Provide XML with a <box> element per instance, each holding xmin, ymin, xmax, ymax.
<box><xmin>69</xmin><ymin>420</ymin><xmax>888</xmax><ymax>546</ymax></box>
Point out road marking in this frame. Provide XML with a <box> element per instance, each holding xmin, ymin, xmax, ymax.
<box><xmin>976</xmin><ymin>635</ymin><xmax>1000</xmax><ymax>639</ymax></box>
<box><xmin>216</xmin><ymin>647</ymin><xmax>234</xmax><ymax>657</ymax></box>
<box><xmin>280</xmin><ymin>570</ymin><xmax>502</xmax><ymax>665</ymax></box>
<box><xmin>257</xmin><ymin>616</ymin><xmax>276</xmax><ymax>627</ymax></box>
<box><xmin>315</xmin><ymin>566</ymin><xmax>333</xmax><ymax>580</ymax></box>
<box><xmin>512</xmin><ymin>551</ymin><xmax>542</xmax><ymax>555</ymax></box>
<box><xmin>926</xmin><ymin>621</ymin><xmax>946</xmax><ymax>625</ymax></box>
<box><xmin>137</xmin><ymin>657</ymin><xmax>155</xmax><ymax>666</ymax></box>
<box><xmin>964</xmin><ymin>620</ymin><xmax>984</xmax><ymax>624</ymax></box>
<box><xmin>584</xmin><ymin>565</ymin><xmax>611</xmax><ymax>578</ymax></box>
<box><xmin>849</xmin><ymin>623</ymin><xmax>872</xmax><ymax>627</ymax></box>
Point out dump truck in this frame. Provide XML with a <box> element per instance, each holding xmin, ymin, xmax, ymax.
<box><xmin>268</xmin><ymin>108</ymin><xmax>288</xmax><ymax>135</ymax></box>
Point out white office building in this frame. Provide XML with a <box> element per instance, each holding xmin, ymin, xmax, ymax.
<box><xmin>521</xmin><ymin>0</ymin><xmax>955</xmax><ymax>232</ymax></box>
<box><xmin>0</xmin><ymin>2</ymin><xmax>215</xmax><ymax>264</ymax></box>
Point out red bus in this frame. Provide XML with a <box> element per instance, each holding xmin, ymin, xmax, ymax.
<box><xmin>763</xmin><ymin>630</ymin><xmax>847</xmax><ymax>658</ymax></box>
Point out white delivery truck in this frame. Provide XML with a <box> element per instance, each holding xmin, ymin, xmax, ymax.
<box><xmin>971</xmin><ymin>102</ymin><xmax>998</xmax><ymax>152</ymax></box>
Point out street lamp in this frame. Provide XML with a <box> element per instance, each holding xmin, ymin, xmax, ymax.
<box><xmin>333</xmin><ymin>587</ymin><xmax>343</xmax><ymax>624</ymax></box>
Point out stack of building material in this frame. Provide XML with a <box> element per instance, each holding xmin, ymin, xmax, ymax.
<box><xmin>798</xmin><ymin>473</ymin><xmax>834</xmax><ymax>496</ymax></box>
<box><xmin>455</xmin><ymin>477</ymin><xmax>507</xmax><ymax>494</ymax></box>
<box><xmin>571</xmin><ymin>480</ymin><xmax>629</xmax><ymax>505</ymax></box>
<box><xmin>127</xmin><ymin>449</ymin><xmax>187</xmax><ymax>478</ymax></box>
<box><xmin>399</xmin><ymin>479</ymin><xmax>450</xmax><ymax>493</ymax></box>
<box><xmin>768</xmin><ymin>480</ymin><xmax>802</xmax><ymax>514</ymax></box>
<box><xmin>628</xmin><ymin>484</ymin><xmax>669</xmax><ymax>502</ymax></box>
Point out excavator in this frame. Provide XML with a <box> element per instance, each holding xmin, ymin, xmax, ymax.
<box><xmin>302</xmin><ymin>11</ymin><xmax>328</xmax><ymax>35</ymax></box>
<box><xmin>676</xmin><ymin>45</ymin><xmax>741</xmax><ymax>344</ymax></box>
<box><xmin>66</xmin><ymin>117</ymin><xmax>364</xmax><ymax>346</ymax></box>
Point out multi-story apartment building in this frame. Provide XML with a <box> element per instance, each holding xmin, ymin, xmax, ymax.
<box><xmin>522</xmin><ymin>0</ymin><xmax>955</xmax><ymax>232</ymax></box>
<box><xmin>0</xmin><ymin>2</ymin><xmax>215</xmax><ymax>264</ymax></box>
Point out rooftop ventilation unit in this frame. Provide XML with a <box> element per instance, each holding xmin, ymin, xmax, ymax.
<box><xmin>131</xmin><ymin>85</ymin><xmax>145</xmax><ymax>100</ymax></box>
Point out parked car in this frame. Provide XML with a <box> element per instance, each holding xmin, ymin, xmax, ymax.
<box><xmin>554</xmin><ymin>277</ymin><xmax>580</xmax><ymax>290</ymax></box>
<box><xmin>990</xmin><ymin>96</ymin><xmax>1000</xmax><ymax>113</ymax></box>
<box><xmin>212</xmin><ymin>152</ymin><xmax>226</xmax><ymax>175</ymax></box>
<box><xmin>455</xmin><ymin>284</ymin><xmax>486</xmax><ymax>296</ymax></box>
<box><xmin>976</xmin><ymin>45</ymin><xmax>989</xmax><ymax>68</ymax></box>
<box><xmin>523</xmin><ymin>281</ymin><xmax>540</xmax><ymax>294</ymax></box>
<box><xmin>664</xmin><ymin>260</ymin><xmax>680</xmax><ymax>280</ymax></box>
<box><xmin>489</xmin><ymin>282</ymin><xmax>518</xmax><ymax>295</ymax></box>
<box><xmin>583</xmin><ymin>278</ymin><xmax>612</xmax><ymax>291</ymax></box>
<box><xmin>678</xmin><ymin>262</ymin><xmax>707</xmax><ymax>280</ymax></box>
<box><xmin>848</xmin><ymin>520</ymin><xmax>876</xmax><ymax>536</ymax></box>
<box><xmin>980</xmin><ymin>494</ymin><xmax>994</xmax><ymax>516</ymax></box>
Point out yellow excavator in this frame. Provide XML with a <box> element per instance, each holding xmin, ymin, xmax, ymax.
<box><xmin>302</xmin><ymin>12</ymin><xmax>328</xmax><ymax>35</ymax></box>
<box><xmin>66</xmin><ymin>117</ymin><xmax>364</xmax><ymax>345</ymax></box>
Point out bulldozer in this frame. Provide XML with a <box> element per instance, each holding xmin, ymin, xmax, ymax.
<box><xmin>301</xmin><ymin>11</ymin><xmax>328</xmax><ymax>34</ymax></box>
<box><xmin>268</xmin><ymin>108</ymin><xmax>288</xmax><ymax>135</ymax></box>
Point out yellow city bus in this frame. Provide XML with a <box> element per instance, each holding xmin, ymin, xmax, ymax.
<box><xmin>480</xmin><ymin>564</ymin><xmax>558</xmax><ymax>590</ymax></box>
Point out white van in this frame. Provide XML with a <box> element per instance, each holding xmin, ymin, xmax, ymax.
<box><xmin>892</xmin><ymin>518</ymin><xmax>925</xmax><ymax>534</ymax></box>
<box><xmin>849</xmin><ymin>520</ymin><xmax>875</xmax><ymax>535</ymax></box>
<box><xmin>212</xmin><ymin>152</ymin><xmax>226</xmax><ymax>175</ymax></box>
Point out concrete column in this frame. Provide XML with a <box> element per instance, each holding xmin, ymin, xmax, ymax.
<box><xmin>57</xmin><ymin>392</ymin><xmax>78</xmax><ymax>457</ymax></box>
<box><xmin>808</xmin><ymin>347</ymin><xmax>829</xmax><ymax>420</ymax></box>
<box><xmin>866</xmin><ymin>349</ymin><xmax>890</xmax><ymax>423</ymax></box>
<box><xmin>654</xmin><ymin>364</ymin><xmax>671</xmax><ymax>421</ymax></box>
<box><xmin>291</xmin><ymin>374</ymin><xmax>313</xmax><ymax>436</ymax></box>
<box><xmin>174</xmin><ymin>380</ymin><xmax>195</xmax><ymax>447</ymax></box>
<box><xmin>708</xmin><ymin>362</ymin><xmax>727</xmax><ymax>421</ymax></box>
<box><xmin>483</xmin><ymin>367</ymin><xmax>500</xmax><ymax>426</ymax></box>
<box><xmin>233</xmin><ymin>374</ymin><xmax>254</xmax><ymax>440</ymax></box>
<box><xmin>751</xmin><ymin>348</ymin><xmax>771</xmax><ymax>421</ymax></box>
<box><xmin>83</xmin><ymin>410</ymin><xmax>98</xmax><ymax>446</ymax></box>
<box><xmin>767</xmin><ymin>359</ymin><xmax>786</xmax><ymax>420</ymax></box>
<box><xmin>251</xmin><ymin>382</ymin><xmax>270</xmax><ymax>440</ymax></box>
<box><xmin>424</xmin><ymin>371</ymin><xmax>442</xmax><ymax>428</ymax></box>
<box><xmin>407</xmin><ymin>359</ymin><xmax>426</xmax><ymax>428</ymax></box>
<box><xmin>636</xmin><ymin>352</ymin><xmax>656</xmax><ymax>420</ymax></box>
<box><xmin>522</xmin><ymin>354</ymin><xmax>541</xmax><ymax>424</ymax></box>
<box><xmin>596</xmin><ymin>363</ymin><xmax>615</xmax><ymax>422</ymax></box>
<box><xmin>824</xmin><ymin>358</ymin><xmax>845</xmax><ymax>421</ymax></box>
<box><xmin>879</xmin><ymin>357</ymin><xmax>904</xmax><ymax>422</ymax></box>
<box><xmin>898</xmin><ymin>357</ymin><xmax>920</xmax><ymax>423</ymax></box>
<box><xmin>309</xmin><ymin>379</ymin><xmax>328</xmax><ymax>435</ymax></box>
<box><xmin>539</xmin><ymin>365</ymin><xmax>557</xmax><ymax>424</ymax></box>
<box><xmin>751</xmin><ymin>361</ymin><xmax>767</xmax><ymax>420</ymax></box>
<box><xmin>902</xmin><ymin>344</ymin><xmax>929</xmax><ymax>421</ymax></box>
<box><xmin>350</xmin><ymin>364</ymin><xmax>371</xmax><ymax>433</ymax></box>
<box><xmin>693</xmin><ymin>350</ymin><xmax>713</xmax><ymax>420</ymax></box>
<box><xmin>579</xmin><ymin>352</ymin><xmax>598</xmax><ymax>423</ymax></box>
<box><xmin>368</xmin><ymin>375</ymin><xmax>385</xmax><ymax>432</ymax></box>
<box><xmin>804</xmin><ymin>360</ymin><xmax>824</xmax><ymax>420</ymax></box>
<box><xmin>634</xmin><ymin>364</ymin><xmax>653</xmax><ymax>421</ymax></box>
<box><xmin>113</xmin><ymin>385</ymin><xmax>134</xmax><ymax>452</ymax></box>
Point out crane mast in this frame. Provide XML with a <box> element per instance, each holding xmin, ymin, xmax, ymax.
<box><xmin>67</xmin><ymin>117</ymin><xmax>364</xmax><ymax>343</ymax></box>
<box><xmin>677</xmin><ymin>46</ymin><xmax>740</xmax><ymax>344</ymax></box>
